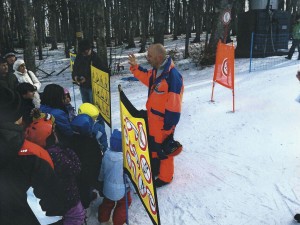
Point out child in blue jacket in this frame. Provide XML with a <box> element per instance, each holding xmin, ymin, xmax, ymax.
<box><xmin>97</xmin><ymin>129</ymin><xmax>131</xmax><ymax>225</ymax></box>
<box><xmin>70</xmin><ymin>103</ymin><xmax>107</xmax><ymax>209</ymax></box>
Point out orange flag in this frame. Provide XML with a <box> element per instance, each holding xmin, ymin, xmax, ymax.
<box><xmin>213</xmin><ymin>41</ymin><xmax>235</xmax><ymax>90</ymax></box>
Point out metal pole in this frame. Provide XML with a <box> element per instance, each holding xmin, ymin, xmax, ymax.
<box><xmin>249</xmin><ymin>32</ymin><xmax>254</xmax><ymax>73</ymax></box>
<box><xmin>72</xmin><ymin>82</ymin><xmax>77</xmax><ymax>111</ymax></box>
<box><xmin>232</xmin><ymin>89</ymin><xmax>235</xmax><ymax>113</ymax></box>
<box><xmin>211</xmin><ymin>82</ymin><xmax>216</xmax><ymax>102</ymax></box>
<box><xmin>123</xmin><ymin>173</ymin><xmax>129</xmax><ymax>225</ymax></box>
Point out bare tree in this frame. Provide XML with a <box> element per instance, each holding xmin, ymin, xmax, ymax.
<box><xmin>139</xmin><ymin>0</ymin><xmax>152</xmax><ymax>52</ymax></box>
<box><xmin>173</xmin><ymin>0</ymin><xmax>180</xmax><ymax>40</ymax></box>
<box><xmin>20</xmin><ymin>0</ymin><xmax>36</xmax><ymax>72</ymax></box>
<box><xmin>192</xmin><ymin>0</ymin><xmax>204</xmax><ymax>43</ymax></box>
<box><xmin>48</xmin><ymin>0</ymin><xmax>58</xmax><ymax>50</ymax></box>
<box><xmin>94</xmin><ymin>0</ymin><xmax>108</xmax><ymax>68</ymax></box>
<box><xmin>153</xmin><ymin>0</ymin><xmax>166</xmax><ymax>44</ymax></box>
<box><xmin>200</xmin><ymin>0</ymin><xmax>233</xmax><ymax>65</ymax></box>
<box><xmin>126</xmin><ymin>0</ymin><xmax>137</xmax><ymax>48</ymax></box>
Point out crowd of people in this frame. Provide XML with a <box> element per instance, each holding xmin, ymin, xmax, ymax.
<box><xmin>0</xmin><ymin>40</ymin><xmax>184</xmax><ymax>225</ymax></box>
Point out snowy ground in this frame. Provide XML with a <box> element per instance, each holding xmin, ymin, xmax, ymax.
<box><xmin>28</xmin><ymin>35</ymin><xmax>300</xmax><ymax>225</ymax></box>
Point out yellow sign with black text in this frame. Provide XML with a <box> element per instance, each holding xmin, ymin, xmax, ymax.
<box><xmin>69</xmin><ymin>52</ymin><xmax>76</xmax><ymax>72</ymax></box>
<box><xmin>119</xmin><ymin>89</ymin><xmax>160</xmax><ymax>225</ymax></box>
<box><xmin>91</xmin><ymin>66</ymin><xmax>111</xmax><ymax>127</ymax></box>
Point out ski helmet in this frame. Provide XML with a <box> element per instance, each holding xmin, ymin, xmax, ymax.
<box><xmin>71</xmin><ymin>114</ymin><xmax>94</xmax><ymax>136</ymax></box>
<box><xmin>78</xmin><ymin>103</ymin><xmax>99</xmax><ymax>121</ymax></box>
<box><xmin>25</xmin><ymin>114</ymin><xmax>55</xmax><ymax>148</ymax></box>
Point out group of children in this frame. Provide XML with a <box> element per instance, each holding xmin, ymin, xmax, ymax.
<box><xmin>18</xmin><ymin>82</ymin><xmax>131</xmax><ymax>225</ymax></box>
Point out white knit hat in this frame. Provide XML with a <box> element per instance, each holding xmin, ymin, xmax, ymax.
<box><xmin>13</xmin><ymin>59</ymin><xmax>25</xmax><ymax>72</ymax></box>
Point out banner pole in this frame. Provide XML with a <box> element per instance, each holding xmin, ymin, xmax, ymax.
<box><xmin>211</xmin><ymin>81</ymin><xmax>216</xmax><ymax>102</ymax></box>
<box><xmin>123</xmin><ymin>173</ymin><xmax>129</xmax><ymax>225</ymax></box>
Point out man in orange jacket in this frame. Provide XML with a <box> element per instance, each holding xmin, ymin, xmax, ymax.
<box><xmin>128</xmin><ymin>44</ymin><xmax>184</xmax><ymax>187</ymax></box>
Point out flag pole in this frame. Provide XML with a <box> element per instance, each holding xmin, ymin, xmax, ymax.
<box><xmin>119</xmin><ymin>84</ymin><xmax>129</xmax><ymax>225</ymax></box>
<box><xmin>211</xmin><ymin>81</ymin><xmax>216</xmax><ymax>102</ymax></box>
<box><xmin>232</xmin><ymin>89</ymin><xmax>235</xmax><ymax>113</ymax></box>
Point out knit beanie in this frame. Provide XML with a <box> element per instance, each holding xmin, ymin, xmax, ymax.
<box><xmin>110</xmin><ymin>129</ymin><xmax>122</xmax><ymax>152</ymax></box>
<box><xmin>4</xmin><ymin>52</ymin><xmax>16</xmax><ymax>59</ymax></box>
<box><xmin>0</xmin><ymin>86</ymin><xmax>22</xmax><ymax>122</ymax></box>
<box><xmin>78</xmin><ymin>39</ymin><xmax>92</xmax><ymax>53</ymax></box>
<box><xmin>13</xmin><ymin>59</ymin><xmax>25</xmax><ymax>72</ymax></box>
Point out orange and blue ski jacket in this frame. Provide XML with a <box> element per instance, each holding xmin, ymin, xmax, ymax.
<box><xmin>130</xmin><ymin>57</ymin><xmax>184</xmax><ymax>144</ymax></box>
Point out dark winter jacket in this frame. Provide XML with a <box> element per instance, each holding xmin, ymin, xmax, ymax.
<box><xmin>70</xmin><ymin>134</ymin><xmax>103</xmax><ymax>208</ymax></box>
<box><xmin>20</xmin><ymin>98</ymin><xmax>35</xmax><ymax>127</ymax></box>
<box><xmin>65</xmin><ymin>103</ymin><xmax>76</xmax><ymax>122</ymax></box>
<box><xmin>46</xmin><ymin>145</ymin><xmax>81</xmax><ymax>210</ymax></box>
<box><xmin>0</xmin><ymin>72</ymin><xmax>18</xmax><ymax>91</ymax></box>
<box><xmin>40</xmin><ymin>104</ymin><xmax>73</xmax><ymax>137</ymax></box>
<box><xmin>72</xmin><ymin>51</ymin><xmax>108</xmax><ymax>88</ymax></box>
<box><xmin>40</xmin><ymin>104</ymin><xmax>74</xmax><ymax>147</ymax></box>
<box><xmin>0</xmin><ymin>122</ymin><xmax>66</xmax><ymax>225</ymax></box>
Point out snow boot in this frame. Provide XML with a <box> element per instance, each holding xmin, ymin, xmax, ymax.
<box><xmin>154</xmin><ymin>178</ymin><xmax>171</xmax><ymax>188</ymax></box>
<box><xmin>294</xmin><ymin>214</ymin><xmax>300</xmax><ymax>223</ymax></box>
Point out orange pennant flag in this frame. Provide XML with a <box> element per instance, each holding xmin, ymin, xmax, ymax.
<box><xmin>213</xmin><ymin>41</ymin><xmax>235</xmax><ymax>90</ymax></box>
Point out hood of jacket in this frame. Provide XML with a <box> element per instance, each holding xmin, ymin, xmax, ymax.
<box><xmin>0</xmin><ymin>122</ymin><xmax>24</xmax><ymax>169</ymax></box>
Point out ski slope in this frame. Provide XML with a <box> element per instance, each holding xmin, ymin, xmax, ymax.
<box><xmin>30</xmin><ymin>38</ymin><xmax>300</xmax><ymax>225</ymax></box>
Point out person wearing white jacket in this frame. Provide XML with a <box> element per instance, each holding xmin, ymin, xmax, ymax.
<box><xmin>13</xmin><ymin>59</ymin><xmax>41</xmax><ymax>108</ymax></box>
<box><xmin>98</xmin><ymin>129</ymin><xmax>131</xmax><ymax>225</ymax></box>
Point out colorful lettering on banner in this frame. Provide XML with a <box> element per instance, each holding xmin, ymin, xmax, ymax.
<box><xmin>91</xmin><ymin>65</ymin><xmax>112</xmax><ymax>127</ymax></box>
<box><xmin>119</xmin><ymin>88</ymin><xmax>161</xmax><ymax>225</ymax></box>
<box><xmin>69</xmin><ymin>53</ymin><xmax>76</xmax><ymax>72</ymax></box>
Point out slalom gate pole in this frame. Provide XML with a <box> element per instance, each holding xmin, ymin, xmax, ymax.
<box><xmin>232</xmin><ymin>89</ymin><xmax>235</xmax><ymax>113</ymax></box>
<box><xmin>249</xmin><ymin>32</ymin><xmax>254</xmax><ymax>73</ymax></box>
<box><xmin>72</xmin><ymin>82</ymin><xmax>77</xmax><ymax>111</ymax></box>
<box><xmin>211</xmin><ymin>81</ymin><xmax>216</xmax><ymax>102</ymax></box>
<box><xmin>123</xmin><ymin>173</ymin><xmax>129</xmax><ymax>225</ymax></box>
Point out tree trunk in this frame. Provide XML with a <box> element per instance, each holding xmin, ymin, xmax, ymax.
<box><xmin>105</xmin><ymin>0</ymin><xmax>112</xmax><ymax>46</ymax></box>
<box><xmin>184</xmin><ymin>0</ymin><xmax>192</xmax><ymax>58</ymax></box>
<box><xmin>126</xmin><ymin>0</ymin><xmax>137</xmax><ymax>48</ymax></box>
<box><xmin>0</xmin><ymin>0</ymin><xmax>6</xmax><ymax>53</ymax></box>
<box><xmin>165</xmin><ymin>0</ymin><xmax>170</xmax><ymax>34</ymax></box>
<box><xmin>49</xmin><ymin>1</ymin><xmax>58</xmax><ymax>50</ymax></box>
<box><xmin>68</xmin><ymin>1</ymin><xmax>76</xmax><ymax>49</ymax></box>
<box><xmin>200</xmin><ymin>0</ymin><xmax>233</xmax><ymax>65</ymax></box>
<box><xmin>21</xmin><ymin>0</ymin><xmax>36</xmax><ymax>72</ymax></box>
<box><xmin>60</xmin><ymin>0</ymin><xmax>70</xmax><ymax>58</ymax></box>
<box><xmin>153</xmin><ymin>0</ymin><xmax>166</xmax><ymax>44</ymax></box>
<box><xmin>74</xmin><ymin>1</ymin><xmax>83</xmax><ymax>53</ymax></box>
<box><xmin>95</xmin><ymin>0</ymin><xmax>108</xmax><ymax>68</ymax></box>
<box><xmin>173</xmin><ymin>0</ymin><xmax>180</xmax><ymax>40</ymax></box>
<box><xmin>139</xmin><ymin>0</ymin><xmax>151</xmax><ymax>53</ymax></box>
<box><xmin>192</xmin><ymin>0</ymin><xmax>204</xmax><ymax>43</ymax></box>
<box><xmin>112</xmin><ymin>0</ymin><xmax>122</xmax><ymax>46</ymax></box>
<box><xmin>33</xmin><ymin>0</ymin><xmax>44</xmax><ymax>60</ymax></box>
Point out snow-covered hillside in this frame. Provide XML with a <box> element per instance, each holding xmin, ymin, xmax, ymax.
<box><xmin>30</xmin><ymin>36</ymin><xmax>300</xmax><ymax>225</ymax></box>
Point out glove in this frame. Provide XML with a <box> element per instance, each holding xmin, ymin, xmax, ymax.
<box><xmin>161</xmin><ymin>134</ymin><xmax>183</xmax><ymax>157</ymax></box>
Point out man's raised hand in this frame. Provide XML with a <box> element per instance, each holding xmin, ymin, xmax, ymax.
<box><xmin>128</xmin><ymin>54</ymin><xmax>137</xmax><ymax>67</ymax></box>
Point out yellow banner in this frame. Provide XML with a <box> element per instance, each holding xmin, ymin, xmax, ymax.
<box><xmin>119</xmin><ymin>89</ymin><xmax>160</xmax><ymax>225</ymax></box>
<box><xmin>91</xmin><ymin>66</ymin><xmax>111</xmax><ymax>127</ymax></box>
<box><xmin>69</xmin><ymin>52</ymin><xmax>76</xmax><ymax>72</ymax></box>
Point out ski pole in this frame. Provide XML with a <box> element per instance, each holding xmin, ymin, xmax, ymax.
<box><xmin>72</xmin><ymin>82</ymin><xmax>77</xmax><ymax>111</ymax></box>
